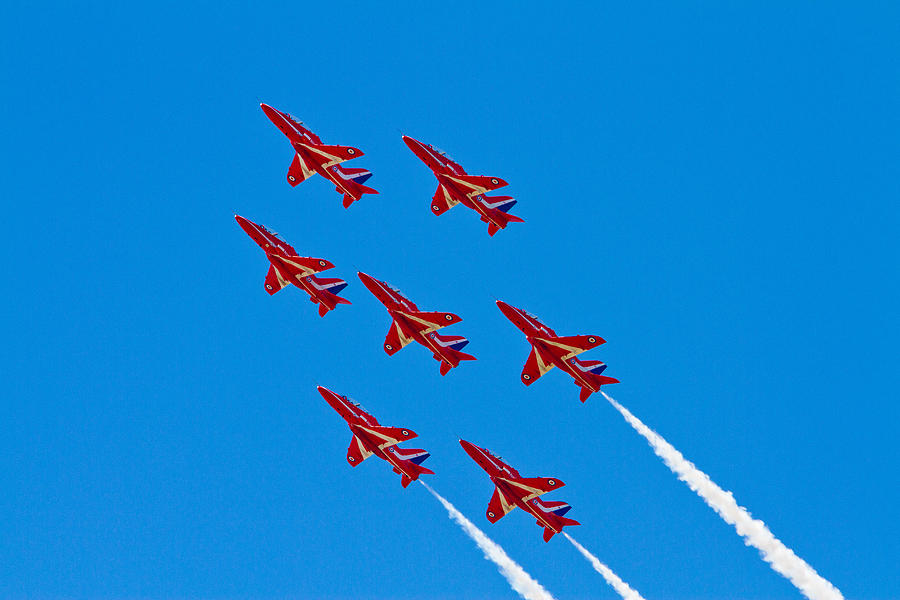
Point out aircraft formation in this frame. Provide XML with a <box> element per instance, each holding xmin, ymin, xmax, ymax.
<box><xmin>236</xmin><ymin>102</ymin><xmax>618</xmax><ymax>542</ymax></box>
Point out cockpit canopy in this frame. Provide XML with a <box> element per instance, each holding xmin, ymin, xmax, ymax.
<box><xmin>347</xmin><ymin>397</ymin><xmax>367</xmax><ymax>412</ymax></box>
<box><xmin>260</xmin><ymin>224</ymin><xmax>287</xmax><ymax>243</ymax></box>
<box><xmin>386</xmin><ymin>283</ymin><xmax>411</xmax><ymax>302</ymax></box>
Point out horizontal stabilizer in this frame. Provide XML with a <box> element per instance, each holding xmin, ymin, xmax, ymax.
<box><xmin>580</xmin><ymin>373</ymin><xmax>620</xmax><ymax>401</ymax></box>
<box><xmin>438</xmin><ymin>348</ymin><xmax>476</xmax><ymax>376</ymax></box>
<box><xmin>398</xmin><ymin>452</ymin><xmax>434</xmax><ymax>488</ymax></box>
<box><xmin>341</xmin><ymin>184</ymin><xmax>378</xmax><ymax>208</ymax></box>
<box><xmin>543</xmin><ymin>517</ymin><xmax>580</xmax><ymax>542</ymax></box>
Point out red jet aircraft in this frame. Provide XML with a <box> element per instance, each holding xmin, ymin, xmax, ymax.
<box><xmin>235</xmin><ymin>215</ymin><xmax>351</xmax><ymax>317</ymax></box>
<box><xmin>496</xmin><ymin>300</ymin><xmax>619</xmax><ymax>402</ymax></box>
<box><xmin>317</xmin><ymin>386</ymin><xmax>434</xmax><ymax>488</ymax></box>
<box><xmin>260</xmin><ymin>103</ymin><xmax>378</xmax><ymax>208</ymax></box>
<box><xmin>402</xmin><ymin>135</ymin><xmax>524</xmax><ymax>236</ymax></box>
<box><xmin>460</xmin><ymin>440</ymin><xmax>579</xmax><ymax>542</ymax></box>
<box><xmin>357</xmin><ymin>271</ymin><xmax>475</xmax><ymax>375</ymax></box>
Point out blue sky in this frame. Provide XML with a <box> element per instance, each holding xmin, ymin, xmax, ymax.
<box><xmin>2</xmin><ymin>2</ymin><xmax>898</xmax><ymax>599</ymax></box>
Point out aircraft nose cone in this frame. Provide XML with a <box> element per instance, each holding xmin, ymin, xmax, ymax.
<box><xmin>259</xmin><ymin>102</ymin><xmax>281</xmax><ymax>124</ymax></box>
<box><xmin>459</xmin><ymin>439</ymin><xmax>479</xmax><ymax>457</ymax></box>
<box><xmin>234</xmin><ymin>214</ymin><xmax>255</xmax><ymax>235</ymax></box>
<box><xmin>495</xmin><ymin>300</ymin><xmax>516</xmax><ymax>320</ymax></box>
<box><xmin>401</xmin><ymin>135</ymin><xmax>424</xmax><ymax>152</ymax></box>
<box><xmin>357</xmin><ymin>271</ymin><xmax>378</xmax><ymax>290</ymax></box>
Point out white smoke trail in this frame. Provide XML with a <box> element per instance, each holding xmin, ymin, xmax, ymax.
<box><xmin>420</xmin><ymin>481</ymin><xmax>556</xmax><ymax>600</ymax></box>
<box><xmin>601</xmin><ymin>392</ymin><xmax>843</xmax><ymax>600</ymax></box>
<box><xmin>563</xmin><ymin>533</ymin><xmax>646</xmax><ymax>600</ymax></box>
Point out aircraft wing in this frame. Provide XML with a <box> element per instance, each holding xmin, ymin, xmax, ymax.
<box><xmin>304</xmin><ymin>143</ymin><xmax>365</xmax><ymax>169</ymax></box>
<box><xmin>347</xmin><ymin>435</ymin><xmax>374</xmax><ymax>467</ymax></box>
<box><xmin>504</xmin><ymin>476</ymin><xmax>565</xmax><ymax>503</ymax></box>
<box><xmin>486</xmin><ymin>485</ymin><xmax>517</xmax><ymax>523</ymax></box>
<box><xmin>275</xmin><ymin>255</ymin><xmax>335</xmax><ymax>277</ymax></box>
<box><xmin>540</xmin><ymin>334</ymin><xmax>606</xmax><ymax>362</ymax></box>
<box><xmin>360</xmin><ymin>424</ymin><xmax>418</xmax><ymax>450</ymax></box>
<box><xmin>521</xmin><ymin>345</ymin><xmax>556</xmax><ymax>385</ymax></box>
<box><xmin>400</xmin><ymin>310</ymin><xmax>463</xmax><ymax>335</ymax></box>
<box><xmin>287</xmin><ymin>153</ymin><xmax>316</xmax><ymax>186</ymax></box>
<box><xmin>439</xmin><ymin>173</ymin><xmax>508</xmax><ymax>198</ymax></box>
<box><xmin>384</xmin><ymin>320</ymin><xmax>415</xmax><ymax>355</ymax></box>
<box><xmin>264</xmin><ymin>264</ymin><xmax>289</xmax><ymax>295</ymax></box>
<box><xmin>431</xmin><ymin>184</ymin><xmax>460</xmax><ymax>216</ymax></box>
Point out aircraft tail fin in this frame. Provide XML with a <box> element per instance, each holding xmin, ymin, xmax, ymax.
<box><xmin>310</xmin><ymin>276</ymin><xmax>350</xmax><ymax>296</ymax></box>
<box><xmin>576</xmin><ymin>359</ymin><xmax>607</xmax><ymax>375</ymax></box>
<box><xmin>395</xmin><ymin>447</ymin><xmax>433</xmax><ymax>487</ymax></box>
<box><xmin>431</xmin><ymin>332</ymin><xmax>470</xmax><ymax>352</ymax></box>
<box><xmin>481</xmin><ymin>195</ymin><xmax>517</xmax><ymax>213</ymax></box>
<box><xmin>536</xmin><ymin>499</ymin><xmax>573</xmax><ymax>517</ymax></box>
<box><xmin>336</xmin><ymin>166</ymin><xmax>373</xmax><ymax>185</ymax></box>
<box><xmin>310</xmin><ymin>279</ymin><xmax>351</xmax><ymax>317</ymax></box>
<box><xmin>392</xmin><ymin>446</ymin><xmax>431</xmax><ymax>465</ymax></box>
